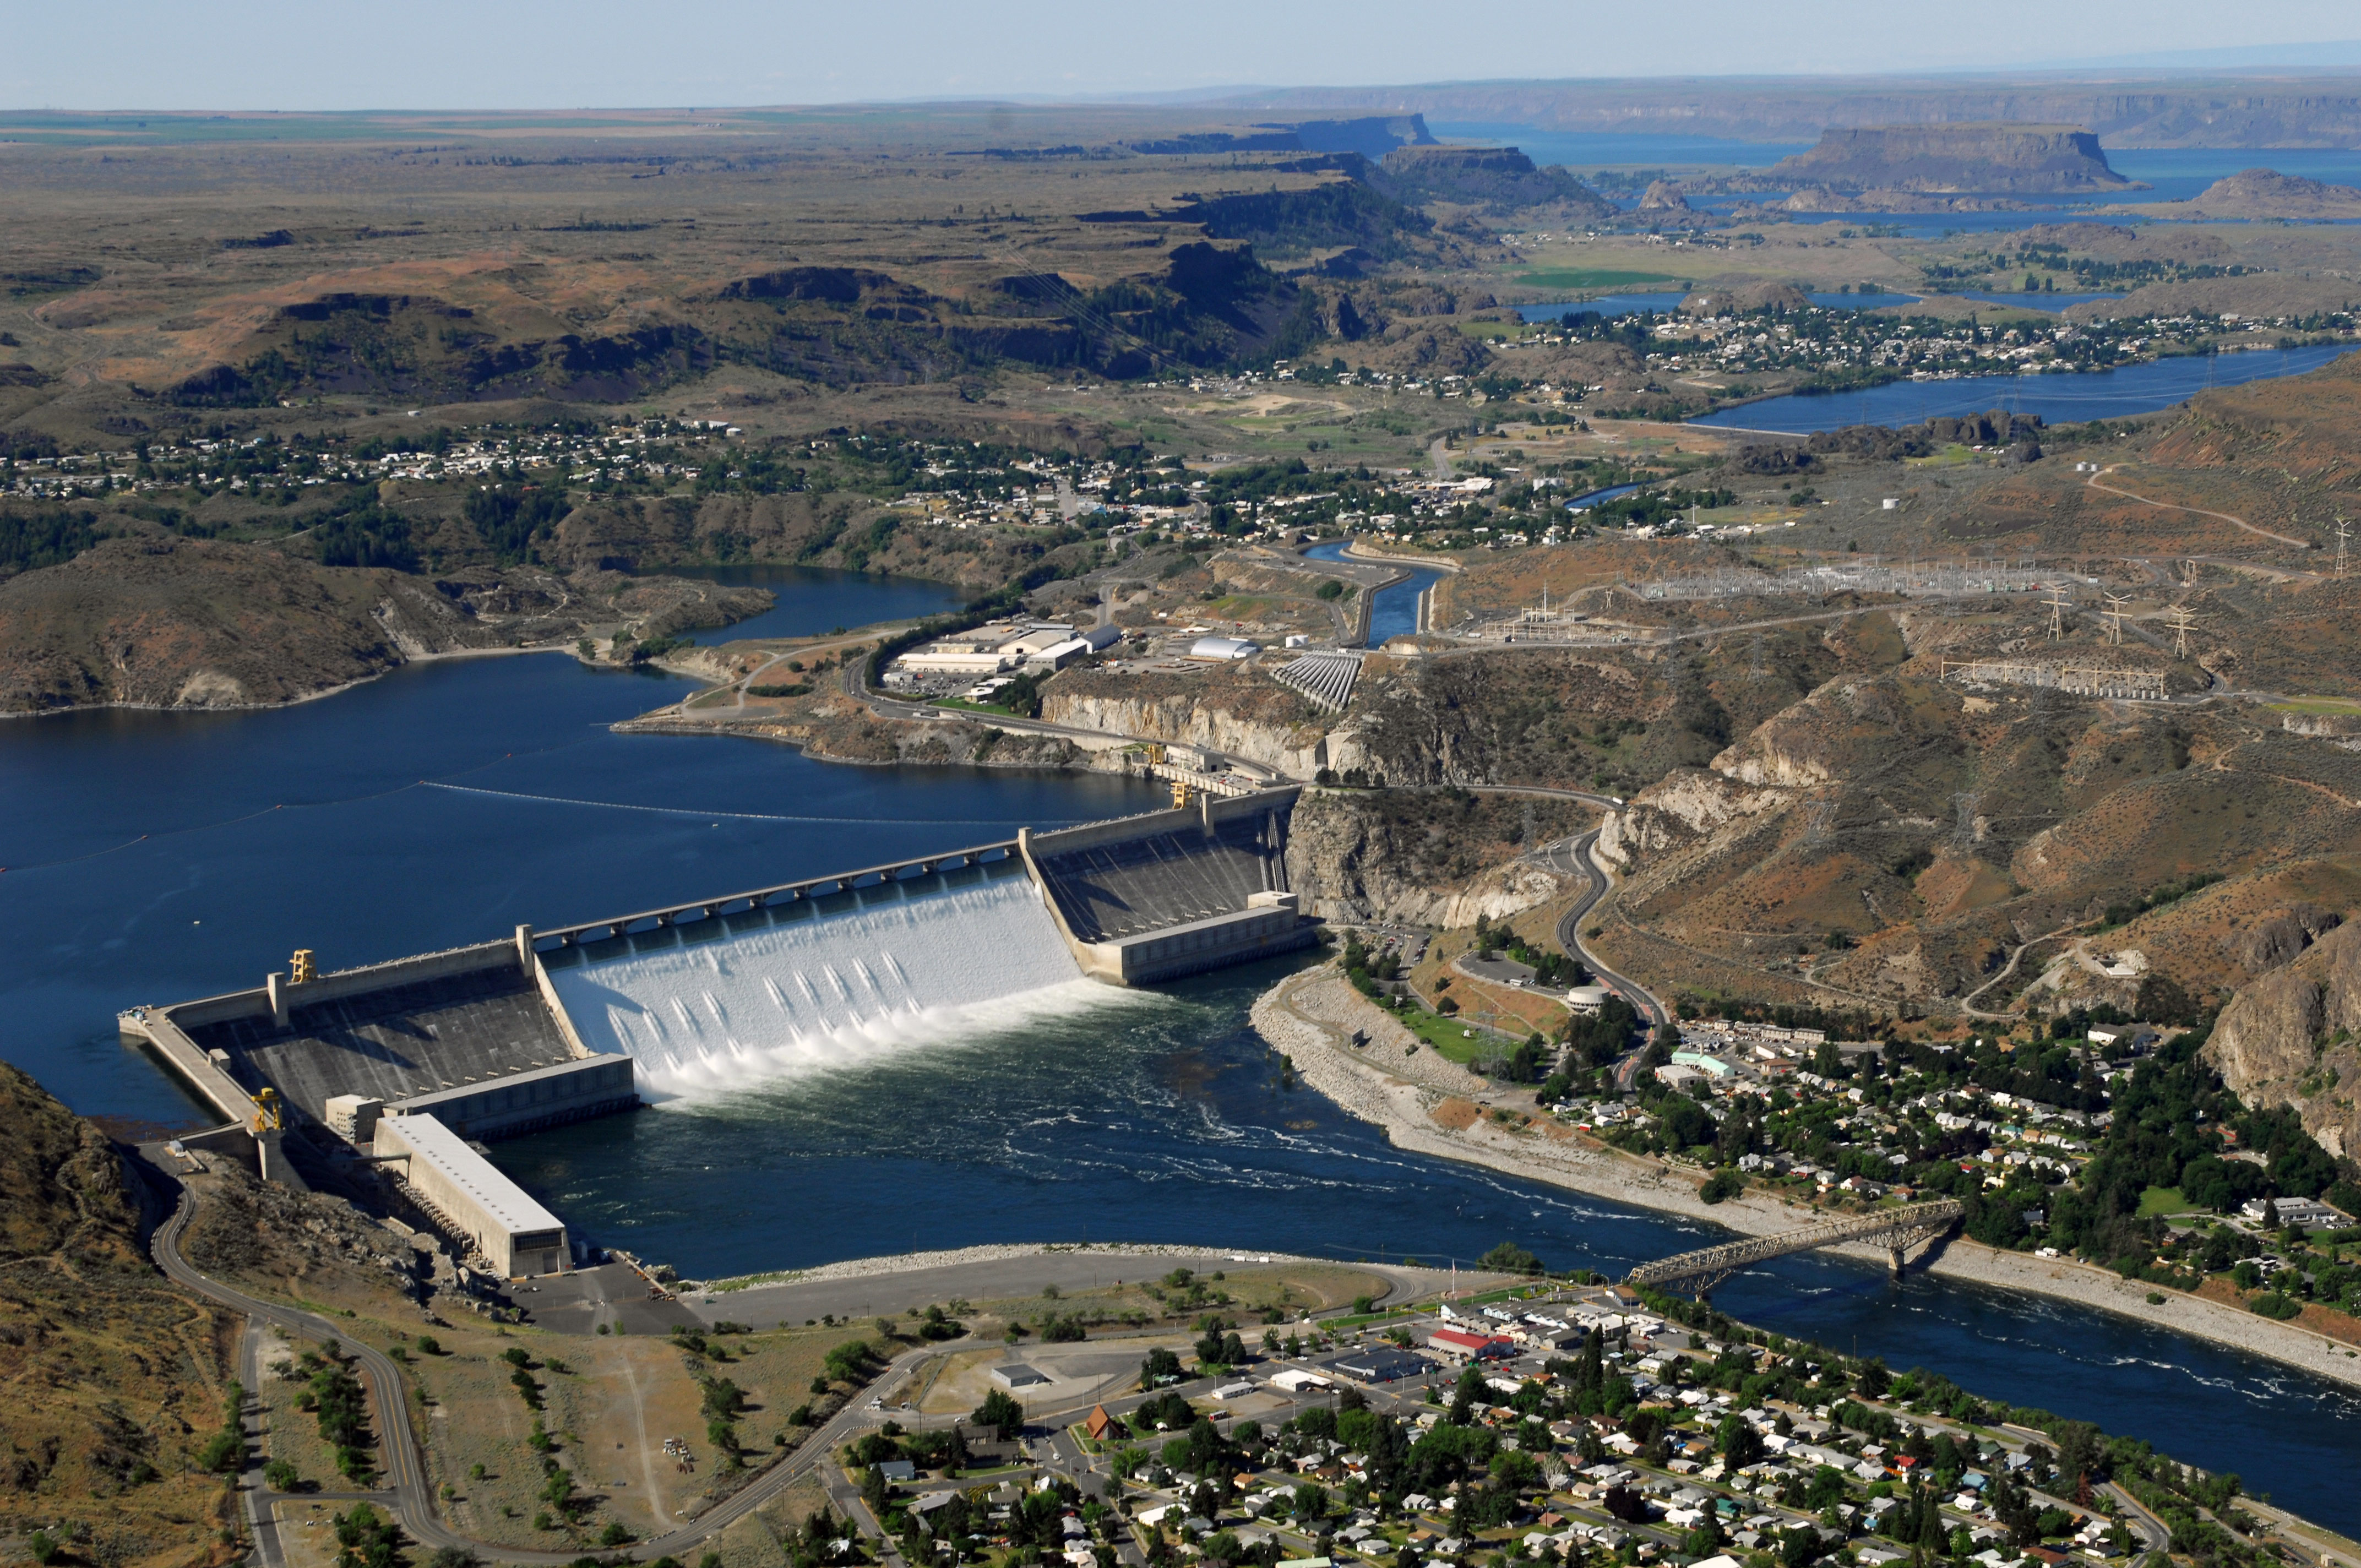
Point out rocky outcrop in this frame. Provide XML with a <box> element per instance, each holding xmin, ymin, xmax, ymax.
<box><xmin>1042</xmin><ymin>671</ymin><xmax>1331</xmax><ymax>777</ymax></box>
<box><xmin>1375</xmin><ymin>144</ymin><xmax>1613</xmax><ymax>216</ymax></box>
<box><xmin>2230</xmin><ymin>905</ymin><xmax>2344</xmax><ymax>976</ymax></box>
<box><xmin>1680</xmin><ymin>281</ymin><xmax>1811</xmax><ymax>316</ymax></box>
<box><xmin>2207</xmin><ymin>921</ymin><xmax>2361</xmax><ymax>1158</ymax></box>
<box><xmin>1636</xmin><ymin>181</ymin><xmax>1693</xmax><ymax>212</ymax></box>
<box><xmin>1593</xmin><ymin>766</ymin><xmax>1795</xmax><ymax>870</ymax></box>
<box><xmin>1283</xmin><ymin>788</ymin><xmax>1585</xmax><ymax>927</ymax></box>
<box><xmin>1766</xmin><ymin>124</ymin><xmax>2137</xmax><ymax>193</ymax></box>
<box><xmin>2142</xmin><ymin>168</ymin><xmax>2361</xmax><ymax>220</ymax></box>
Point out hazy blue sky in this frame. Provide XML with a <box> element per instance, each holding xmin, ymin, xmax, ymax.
<box><xmin>4</xmin><ymin>0</ymin><xmax>2359</xmax><ymax>110</ymax></box>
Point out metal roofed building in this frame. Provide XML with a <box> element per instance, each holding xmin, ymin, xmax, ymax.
<box><xmin>372</xmin><ymin>1111</ymin><xmax>568</xmax><ymax>1277</ymax></box>
<box><xmin>1188</xmin><ymin>635</ymin><xmax>1261</xmax><ymax>661</ymax></box>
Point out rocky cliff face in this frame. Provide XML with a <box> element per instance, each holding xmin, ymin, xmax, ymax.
<box><xmin>2207</xmin><ymin>921</ymin><xmax>2361</xmax><ymax>1159</ymax></box>
<box><xmin>1283</xmin><ymin>788</ymin><xmax>1587</xmax><ymax>927</ymax></box>
<box><xmin>1593</xmin><ymin>766</ymin><xmax>1796</xmax><ymax>872</ymax></box>
<box><xmin>1042</xmin><ymin>668</ymin><xmax>1332</xmax><ymax>777</ymax></box>
<box><xmin>1766</xmin><ymin>124</ymin><xmax>2137</xmax><ymax>193</ymax></box>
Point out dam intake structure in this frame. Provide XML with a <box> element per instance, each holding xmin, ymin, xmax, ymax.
<box><xmin>120</xmin><ymin>787</ymin><xmax>1314</xmax><ymax>1278</ymax></box>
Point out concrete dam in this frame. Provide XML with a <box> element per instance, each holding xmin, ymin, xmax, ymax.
<box><xmin>122</xmin><ymin>787</ymin><xmax>1314</xmax><ymax>1279</ymax></box>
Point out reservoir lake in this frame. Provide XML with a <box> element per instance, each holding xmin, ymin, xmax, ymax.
<box><xmin>1691</xmin><ymin>343</ymin><xmax>2361</xmax><ymax>434</ymax></box>
<box><xmin>3</xmin><ymin>567</ymin><xmax>2359</xmax><ymax>1526</ymax></box>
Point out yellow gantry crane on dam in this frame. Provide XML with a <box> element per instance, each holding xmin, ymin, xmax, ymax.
<box><xmin>250</xmin><ymin>1086</ymin><xmax>284</xmax><ymax>1134</ymax></box>
<box><xmin>1140</xmin><ymin>741</ymin><xmax>1196</xmax><ymax>807</ymax></box>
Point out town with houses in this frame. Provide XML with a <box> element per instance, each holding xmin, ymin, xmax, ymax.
<box><xmin>831</xmin><ymin>1273</ymin><xmax>2272</xmax><ymax>1568</ymax></box>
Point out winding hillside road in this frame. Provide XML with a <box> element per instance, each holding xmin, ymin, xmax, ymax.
<box><xmin>1526</xmin><ymin>816</ymin><xmax>1671</xmax><ymax>1093</ymax></box>
<box><xmin>149</xmin><ymin>1178</ymin><xmax>918</xmax><ymax>1566</ymax></box>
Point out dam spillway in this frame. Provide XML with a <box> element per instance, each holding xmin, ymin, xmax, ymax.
<box><xmin>118</xmin><ymin>786</ymin><xmax>1313</xmax><ymax>1274</ymax></box>
<box><xmin>541</xmin><ymin>857</ymin><xmax>1092</xmax><ymax>1096</ymax></box>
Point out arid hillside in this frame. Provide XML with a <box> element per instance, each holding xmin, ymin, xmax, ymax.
<box><xmin>0</xmin><ymin>1065</ymin><xmax>243</xmax><ymax>1568</ymax></box>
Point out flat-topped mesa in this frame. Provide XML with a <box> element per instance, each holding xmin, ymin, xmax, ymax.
<box><xmin>1768</xmin><ymin>123</ymin><xmax>2140</xmax><ymax>194</ymax></box>
<box><xmin>1375</xmin><ymin>144</ymin><xmax>1615</xmax><ymax>215</ymax></box>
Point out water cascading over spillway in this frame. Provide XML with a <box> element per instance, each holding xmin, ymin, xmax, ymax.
<box><xmin>544</xmin><ymin>861</ymin><xmax>1095</xmax><ymax>1098</ymax></box>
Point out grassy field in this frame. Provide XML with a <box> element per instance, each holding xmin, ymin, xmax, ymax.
<box><xmin>1392</xmin><ymin>1003</ymin><xmax>1520</xmax><ymax>1064</ymax></box>
<box><xmin>2138</xmin><ymin>1186</ymin><xmax>2196</xmax><ymax>1217</ymax></box>
<box><xmin>1514</xmin><ymin>268</ymin><xmax>1683</xmax><ymax>291</ymax></box>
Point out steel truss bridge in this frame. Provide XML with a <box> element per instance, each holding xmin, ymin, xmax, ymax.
<box><xmin>1626</xmin><ymin>1199</ymin><xmax>1964</xmax><ymax>1295</ymax></box>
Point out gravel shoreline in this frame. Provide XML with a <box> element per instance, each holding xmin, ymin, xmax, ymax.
<box><xmin>1252</xmin><ymin>967</ymin><xmax>2361</xmax><ymax>1395</ymax></box>
<box><xmin>688</xmin><ymin>1240</ymin><xmax>1336</xmax><ymax>1297</ymax></box>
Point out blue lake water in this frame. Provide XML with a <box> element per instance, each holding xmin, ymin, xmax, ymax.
<box><xmin>664</xmin><ymin>562</ymin><xmax>967</xmax><ymax>645</ymax></box>
<box><xmin>2109</xmin><ymin>146</ymin><xmax>2361</xmax><ymax>205</ymax></box>
<box><xmin>1691</xmin><ymin>343</ymin><xmax>2361</xmax><ymax>434</ymax></box>
<box><xmin>1567</xmin><ymin>483</ymin><xmax>1644</xmax><ymax>510</ymax></box>
<box><xmin>9</xmin><ymin>565</ymin><xmax>2361</xmax><ymax>1527</ymax></box>
<box><xmin>0</xmin><ymin>650</ymin><xmax>1159</xmax><ymax>1124</ymax></box>
<box><xmin>1304</xmin><ymin>540</ymin><xmax>1443</xmax><ymax>642</ymax></box>
<box><xmin>1809</xmin><ymin>291</ymin><xmax>1921</xmax><ymax>310</ymax></box>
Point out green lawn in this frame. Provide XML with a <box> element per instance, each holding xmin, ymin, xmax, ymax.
<box><xmin>2137</xmin><ymin>1186</ymin><xmax>2195</xmax><ymax>1217</ymax></box>
<box><xmin>1514</xmin><ymin>268</ymin><xmax>1682</xmax><ymax>292</ymax></box>
<box><xmin>1390</xmin><ymin>1004</ymin><xmax>1522</xmax><ymax>1065</ymax></box>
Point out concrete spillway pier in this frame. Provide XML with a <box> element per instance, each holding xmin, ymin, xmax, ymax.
<box><xmin>122</xmin><ymin>786</ymin><xmax>1314</xmax><ymax>1277</ymax></box>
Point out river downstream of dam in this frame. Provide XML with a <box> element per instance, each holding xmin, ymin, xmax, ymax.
<box><xmin>4</xmin><ymin>575</ymin><xmax>2361</xmax><ymax>1529</ymax></box>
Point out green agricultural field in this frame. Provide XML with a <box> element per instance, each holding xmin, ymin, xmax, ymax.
<box><xmin>1513</xmin><ymin>268</ymin><xmax>1683</xmax><ymax>292</ymax></box>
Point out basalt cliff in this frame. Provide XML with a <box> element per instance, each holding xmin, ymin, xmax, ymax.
<box><xmin>1766</xmin><ymin>124</ymin><xmax>2139</xmax><ymax>193</ymax></box>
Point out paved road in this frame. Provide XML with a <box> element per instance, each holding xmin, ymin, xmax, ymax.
<box><xmin>149</xmin><ymin>1174</ymin><xmax>930</xmax><ymax>1565</ymax></box>
<box><xmin>1534</xmin><ymin>827</ymin><xmax>1669</xmax><ymax>1092</ymax></box>
<box><xmin>2103</xmin><ymin>1481</ymin><xmax>2170</xmax><ymax>1554</ymax></box>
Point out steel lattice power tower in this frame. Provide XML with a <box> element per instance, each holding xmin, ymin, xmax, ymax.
<box><xmin>2045</xmin><ymin>587</ymin><xmax>2072</xmax><ymax>641</ymax></box>
<box><xmin>2102</xmin><ymin>593</ymin><xmax>2131</xmax><ymax>646</ymax></box>
<box><xmin>2167</xmin><ymin>604</ymin><xmax>2197</xmax><ymax>659</ymax></box>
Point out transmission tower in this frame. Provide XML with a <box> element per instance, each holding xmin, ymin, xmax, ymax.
<box><xmin>2102</xmin><ymin>593</ymin><xmax>2131</xmax><ymax>646</ymax></box>
<box><xmin>2044</xmin><ymin>587</ymin><xmax>2072</xmax><ymax>641</ymax></box>
<box><xmin>2336</xmin><ymin>516</ymin><xmax>2352</xmax><ymax>580</ymax></box>
<box><xmin>2167</xmin><ymin>603</ymin><xmax>2197</xmax><ymax>659</ymax></box>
